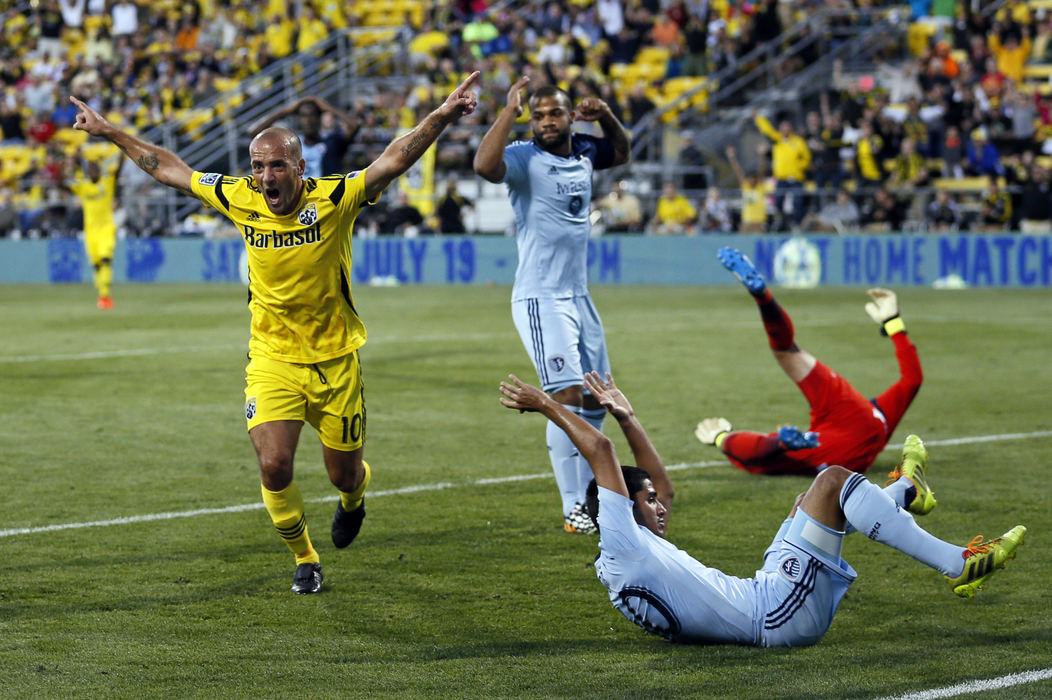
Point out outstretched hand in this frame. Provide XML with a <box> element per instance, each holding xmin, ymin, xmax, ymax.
<box><xmin>506</xmin><ymin>76</ymin><xmax>530</xmax><ymax>117</ymax></box>
<box><xmin>583</xmin><ymin>371</ymin><xmax>633</xmax><ymax>421</ymax></box>
<box><xmin>70</xmin><ymin>96</ymin><xmax>110</xmax><ymax>137</ymax></box>
<box><xmin>499</xmin><ymin>374</ymin><xmax>549</xmax><ymax>413</ymax></box>
<box><xmin>439</xmin><ymin>71</ymin><xmax>481</xmax><ymax>122</ymax></box>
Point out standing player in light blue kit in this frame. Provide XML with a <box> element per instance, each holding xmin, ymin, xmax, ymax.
<box><xmin>499</xmin><ymin>371</ymin><xmax>1026</xmax><ymax>645</ymax></box>
<box><xmin>475</xmin><ymin>77</ymin><xmax>630</xmax><ymax>533</ymax></box>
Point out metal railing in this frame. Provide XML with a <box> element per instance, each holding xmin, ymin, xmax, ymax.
<box><xmin>617</xmin><ymin>7</ymin><xmax>910</xmax><ymax>193</ymax></box>
<box><xmin>134</xmin><ymin>27</ymin><xmax>412</xmax><ymax>230</ymax></box>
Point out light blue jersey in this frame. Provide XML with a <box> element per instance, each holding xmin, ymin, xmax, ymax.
<box><xmin>503</xmin><ymin>135</ymin><xmax>615</xmax><ymax>301</ymax></box>
<box><xmin>503</xmin><ymin>133</ymin><xmax>617</xmax><ymax>519</ymax></box>
<box><xmin>594</xmin><ymin>487</ymin><xmax>856</xmax><ymax>646</ymax></box>
<box><xmin>301</xmin><ymin>141</ymin><xmax>325</xmax><ymax>179</ymax></box>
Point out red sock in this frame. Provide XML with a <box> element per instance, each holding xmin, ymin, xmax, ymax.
<box><xmin>756</xmin><ymin>294</ymin><xmax>795</xmax><ymax>351</ymax></box>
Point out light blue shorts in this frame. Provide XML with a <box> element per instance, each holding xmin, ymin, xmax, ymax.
<box><xmin>755</xmin><ymin>509</ymin><xmax>857</xmax><ymax>647</ymax></box>
<box><xmin>511</xmin><ymin>295</ymin><xmax>611</xmax><ymax>394</ymax></box>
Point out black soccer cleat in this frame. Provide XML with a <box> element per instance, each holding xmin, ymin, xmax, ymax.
<box><xmin>291</xmin><ymin>562</ymin><xmax>323</xmax><ymax>594</ymax></box>
<box><xmin>331</xmin><ymin>498</ymin><xmax>366</xmax><ymax>549</ymax></box>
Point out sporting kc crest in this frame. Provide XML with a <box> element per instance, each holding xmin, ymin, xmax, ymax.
<box><xmin>779</xmin><ymin>556</ymin><xmax>802</xmax><ymax>582</ymax></box>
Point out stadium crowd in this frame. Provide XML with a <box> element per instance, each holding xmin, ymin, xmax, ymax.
<box><xmin>1</xmin><ymin>0</ymin><xmax>1049</xmax><ymax>237</ymax></box>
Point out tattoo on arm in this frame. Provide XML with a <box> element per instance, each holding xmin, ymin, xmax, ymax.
<box><xmin>137</xmin><ymin>153</ymin><xmax>160</xmax><ymax>172</ymax></box>
<box><xmin>399</xmin><ymin>121</ymin><xmax>443</xmax><ymax>160</ymax></box>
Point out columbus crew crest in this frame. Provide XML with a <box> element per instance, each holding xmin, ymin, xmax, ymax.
<box><xmin>245</xmin><ymin>397</ymin><xmax>257</xmax><ymax>420</ymax></box>
<box><xmin>297</xmin><ymin>203</ymin><xmax>318</xmax><ymax>226</ymax></box>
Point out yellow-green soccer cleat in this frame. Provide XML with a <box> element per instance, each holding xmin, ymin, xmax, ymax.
<box><xmin>886</xmin><ymin>434</ymin><xmax>937</xmax><ymax>515</ymax></box>
<box><xmin>947</xmin><ymin>525</ymin><xmax>1027</xmax><ymax>599</ymax></box>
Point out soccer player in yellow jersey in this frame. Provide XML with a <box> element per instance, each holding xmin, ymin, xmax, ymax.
<box><xmin>69</xmin><ymin>72</ymin><xmax>480</xmax><ymax>594</ymax></box>
<box><xmin>65</xmin><ymin>158</ymin><xmax>122</xmax><ymax>309</ymax></box>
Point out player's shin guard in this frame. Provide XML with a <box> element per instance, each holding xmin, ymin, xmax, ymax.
<box><xmin>839</xmin><ymin>473</ymin><xmax>962</xmax><ymax>576</ymax></box>
<box><xmin>339</xmin><ymin>460</ymin><xmax>371</xmax><ymax>511</ymax></box>
<box><xmin>547</xmin><ymin>412</ymin><xmax>589</xmax><ymax>516</ymax></box>
<box><xmin>95</xmin><ymin>260</ymin><xmax>113</xmax><ymax>298</ymax></box>
<box><xmin>841</xmin><ymin>477</ymin><xmax>920</xmax><ymax>536</ymax></box>
<box><xmin>261</xmin><ymin>481</ymin><xmax>319</xmax><ymax>565</ymax></box>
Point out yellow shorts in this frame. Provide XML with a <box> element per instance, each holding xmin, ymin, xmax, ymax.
<box><xmin>84</xmin><ymin>227</ymin><xmax>116</xmax><ymax>265</ymax></box>
<box><xmin>244</xmin><ymin>351</ymin><xmax>366</xmax><ymax>451</ymax></box>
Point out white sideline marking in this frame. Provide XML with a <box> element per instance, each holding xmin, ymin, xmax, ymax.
<box><xmin>0</xmin><ymin>332</ymin><xmax>512</xmax><ymax>364</ymax></box>
<box><xmin>871</xmin><ymin>667</ymin><xmax>1052</xmax><ymax>700</ymax></box>
<box><xmin>0</xmin><ymin>345</ymin><xmax>243</xmax><ymax>363</ymax></box>
<box><xmin>3</xmin><ymin>429</ymin><xmax>1051</xmax><ymax>539</ymax></box>
<box><xmin>0</xmin><ymin>461</ymin><xmax>726</xmax><ymax>538</ymax></box>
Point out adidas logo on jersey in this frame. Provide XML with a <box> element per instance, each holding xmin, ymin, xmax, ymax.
<box><xmin>547</xmin><ymin>165</ymin><xmax>558</xmax><ymax>175</ymax></box>
<box><xmin>246</xmin><ymin>211</ymin><xmax>261</xmax><ymax>222</ymax></box>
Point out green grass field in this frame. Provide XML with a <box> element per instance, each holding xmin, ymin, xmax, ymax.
<box><xmin>1</xmin><ymin>283</ymin><xmax>1049</xmax><ymax>699</ymax></box>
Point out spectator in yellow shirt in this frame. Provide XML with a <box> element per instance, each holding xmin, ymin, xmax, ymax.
<box><xmin>297</xmin><ymin>4</ymin><xmax>329</xmax><ymax>54</ymax></box>
<box><xmin>265</xmin><ymin>14</ymin><xmax>296</xmax><ymax>59</ymax></box>
<box><xmin>854</xmin><ymin>121</ymin><xmax>885</xmax><ymax>186</ymax></box>
<box><xmin>988</xmin><ymin>23</ymin><xmax>1031</xmax><ymax>85</ymax></box>
<box><xmin>753</xmin><ymin>111</ymin><xmax>811</xmax><ymax>229</ymax></box>
<box><xmin>726</xmin><ymin>145</ymin><xmax>770</xmax><ymax>233</ymax></box>
<box><xmin>647</xmin><ymin>182</ymin><xmax>698</xmax><ymax>235</ymax></box>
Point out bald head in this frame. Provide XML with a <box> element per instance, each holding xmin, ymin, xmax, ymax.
<box><xmin>251</xmin><ymin>126</ymin><xmax>303</xmax><ymax>162</ymax></box>
<box><xmin>250</xmin><ymin>126</ymin><xmax>306</xmax><ymax>215</ymax></box>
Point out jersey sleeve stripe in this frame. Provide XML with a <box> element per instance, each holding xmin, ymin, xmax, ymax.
<box><xmin>328</xmin><ymin>177</ymin><xmax>345</xmax><ymax>206</ymax></box>
<box><xmin>214</xmin><ymin>179</ymin><xmax>230</xmax><ymax>213</ymax></box>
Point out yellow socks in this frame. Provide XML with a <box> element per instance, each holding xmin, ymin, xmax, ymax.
<box><xmin>261</xmin><ymin>481</ymin><xmax>319</xmax><ymax>565</ymax></box>
<box><xmin>339</xmin><ymin>460</ymin><xmax>371</xmax><ymax>511</ymax></box>
<box><xmin>94</xmin><ymin>261</ymin><xmax>113</xmax><ymax>299</ymax></box>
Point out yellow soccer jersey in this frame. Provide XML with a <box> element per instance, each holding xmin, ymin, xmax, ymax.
<box><xmin>191</xmin><ymin>170</ymin><xmax>372</xmax><ymax>363</ymax></box>
<box><xmin>70</xmin><ymin>174</ymin><xmax>117</xmax><ymax>238</ymax></box>
<box><xmin>741</xmin><ymin>181</ymin><xmax>770</xmax><ymax>225</ymax></box>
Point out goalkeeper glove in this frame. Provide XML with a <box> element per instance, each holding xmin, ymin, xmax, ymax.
<box><xmin>695</xmin><ymin>417</ymin><xmax>732</xmax><ymax>447</ymax></box>
<box><xmin>865</xmin><ymin>288</ymin><xmax>905</xmax><ymax>336</ymax></box>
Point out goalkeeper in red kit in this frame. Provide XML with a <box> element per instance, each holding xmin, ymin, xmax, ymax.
<box><xmin>695</xmin><ymin>247</ymin><xmax>923</xmax><ymax>477</ymax></box>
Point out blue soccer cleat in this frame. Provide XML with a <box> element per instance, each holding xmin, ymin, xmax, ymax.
<box><xmin>778</xmin><ymin>425</ymin><xmax>819</xmax><ymax>451</ymax></box>
<box><xmin>718</xmin><ymin>247</ymin><xmax>767</xmax><ymax>296</ymax></box>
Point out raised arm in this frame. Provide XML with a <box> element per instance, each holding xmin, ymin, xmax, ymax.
<box><xmin>364</xmin><ymin>71</ymin><xmax>479</xmax><ymax>202</ymax></box>
<box><xmin>312</xmin><ymin>96</ymin><xmax>360</xmax><ymax>140</ymax></box>
<box><xmin>499</xmin><ymin>374</ymin><xmax>629</xmax><ymax>499</ymax></box>
<box><xmin>753</xmin><ymin>111</ymin><xmax>779</xmax><ymax>142</ymax></box>
<box><xmin>473</xmin><ymin>75</ymin><xmax>530</xmax><ymax>183</ymax></box>
<box><xmin>725</xmin><ymin>144</ymin><xmax>746</xmax><ymax>185</ymax></box>
<box><xmin>246</xmin><ymin>97</ymin><xmax>304</xmax><ymax>137</ymax></box>
<box><xmin>576</xmin><ymin>96</ymin><xmax>631</xmax><ymax>166</ymax></box>
<box><xmin>70</xmin><ymin>96</ymin><xmax>193</xmax><ymax>195</ymax></box>
<box><xmin>583</xmin><ymin>371</ymin><xmax>673</xmax><ymax>511</ymax></box>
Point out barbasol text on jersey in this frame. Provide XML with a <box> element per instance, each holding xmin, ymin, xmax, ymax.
<box><xmin>242</xmin><ymin>223</ymin><xmax>323</xmax><ymax>249</ymax></box>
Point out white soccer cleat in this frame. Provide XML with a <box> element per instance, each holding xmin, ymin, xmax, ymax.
<box><xmin>695</xmin><ymin>417</ymin><xmax>732</xmax><ymax>446</ymax></box>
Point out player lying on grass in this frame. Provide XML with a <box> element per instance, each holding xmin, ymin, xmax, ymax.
<box><xmin>695</xmin><ymin>246</ymin><xmax>923</xmax><ymax>476</ymax></box>
<box><xmin>499</xmin><ymin>371</ymin><xmax>1025</xmax><ymax>646</ymax></box>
